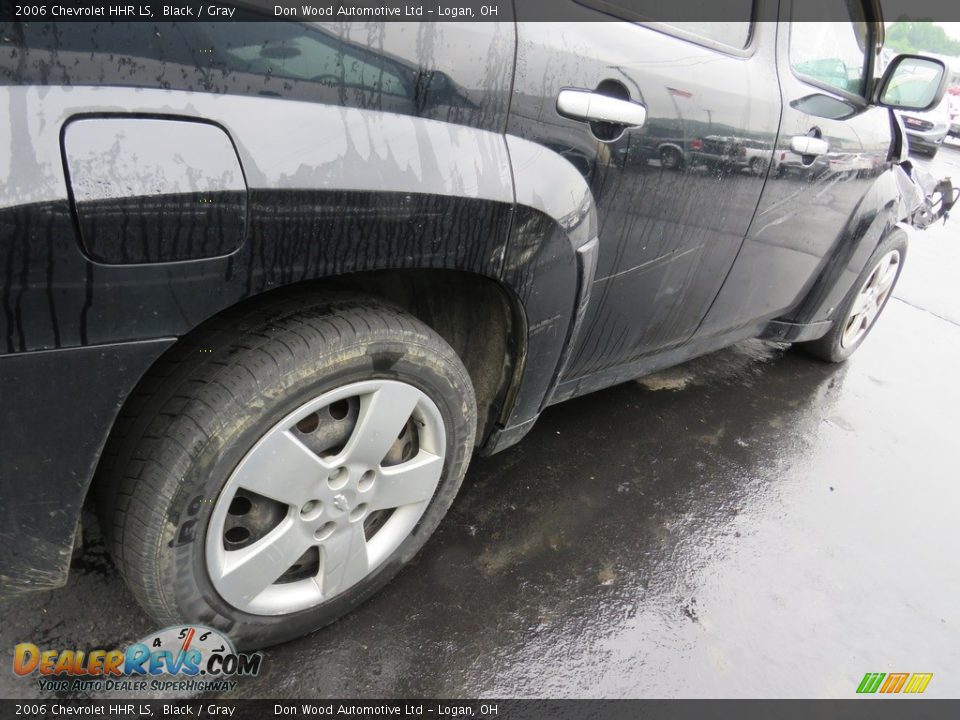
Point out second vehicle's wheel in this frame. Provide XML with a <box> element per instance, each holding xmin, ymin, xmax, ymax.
<box><xmin>798</xmin><ymin>231</ymin><xmax>907</xmax><ymax>363</ymax></box>
<box><xmin>750</xmin><ymin>156</ymin><xmax>769</xmax><ymax>176</ymax></box>
<box><xmin>98</xmin><ymin>295</ymin><xmax>477</xmax><ymax>649</ymax></box>
<box><xmin>659</xmin><ymin>146</ymin><xmax>684</xmax><ymax>170</ymax></box>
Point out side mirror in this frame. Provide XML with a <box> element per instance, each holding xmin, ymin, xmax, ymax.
<box><xmin>876</xmin><ymin>54</ymin><xmax>949</xmax><ymax>112</ymax></box>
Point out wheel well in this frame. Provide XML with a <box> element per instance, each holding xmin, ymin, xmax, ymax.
<box><xmin>77</xmin><ymin>268</ymin><xmax>522</xmax><ymax>571</ymax></box>
<box><xmin>146</xmin><ymin>269</ymin><xmax>524</xmax><ymax>448</ymax></box>
<box><xmin>319</xmin><ymin>269</ymin><xmax>525</xmax><ymax>446</ymax></box>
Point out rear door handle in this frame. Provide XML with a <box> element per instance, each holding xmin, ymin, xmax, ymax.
<box><xmin>557</xmin><ymin>89</ymin><xmax>647</xmax><ymax>128</ymax></box>
<box><xmin>791</xmin><ymin>135</ymin><xmax>830</xmax><ymax>156</ymax></box>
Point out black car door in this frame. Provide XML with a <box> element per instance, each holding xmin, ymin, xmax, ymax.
<box><xmin>507</xmin><ymin>2</ymin><xmax>781</xmax><ymax>383</ymax></box>
<box><xmin>697</xmin><ymin>0</ymin><xmax>893</xmax><ymax>336</ymax></box>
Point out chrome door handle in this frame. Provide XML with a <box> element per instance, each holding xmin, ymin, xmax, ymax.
<box><xmin>791</xmin><ymin>135</ymin><xmax>830</xmax><ymax>156</ymax></box>
<box><xmin>557</xmin><ymin>89</ymin><xmax>647</xmax><ymax>128</ymax></box>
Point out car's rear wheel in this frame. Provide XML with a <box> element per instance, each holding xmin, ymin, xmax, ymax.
<box><xmin>659</xmin><ymin>146</ymin><xmax>683</xmax><ymax>170</ymax></box>
<box><xmin>798</xmin><ymin>231</ymin><xmax>907</xmax><ymax>363</ymax></box>
<box><xmin>98</xmin><ymin>295</ymin><xmax>476</xmax><ymax>649</ymax></box>
<box><xmin>749</xmin><ymin>156</ymin><xmax>768</xmax><ymax>176</ymax></box>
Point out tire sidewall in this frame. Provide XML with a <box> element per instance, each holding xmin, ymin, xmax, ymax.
<box><xmin>157</xmin><ymin>336</ymin><xmax>473</xmax><ymax>650</ymax></box>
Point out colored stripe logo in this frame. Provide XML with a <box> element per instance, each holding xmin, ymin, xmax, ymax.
<box><xmin>857</xmin><ymin>672</ymin><xmax>933</xmax><ymax>694</ymax></box>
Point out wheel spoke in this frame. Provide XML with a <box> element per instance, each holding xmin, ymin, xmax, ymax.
<box><xmin>370</xmin><ymin>451</ymin><xmax>443</xmax><ymax>512</ymax></box>
<box><xmin>877</xmin><ymin>258</ymin><xmax>898</xmax><ymax>289</ymax></box>
<box><xmin>850</xmin><ymin>291</ymin><xmax>871</xmax><ymax>315</ymax></box>
<box><xmin>842</xmin><ymin>314</ymin><xmax>862</xmax><ymax>346</ymax></box>
<box><xmin>862</xmin><ymin>301</ymin><xmax>881</xmax><ymax>329</ymax></box>
<box><xmin>319</xmin><ymin>522</ymin><xmax>369</xmax><ymax>597</ymax></box>
<box><xmin>218</xmin><ymin>519</ymin><xmax>309</xmax><ymax>605</ymax></box>
<box><xmin>340</xmin><ymin>383</ymin><xmax>422</xmax><ymax>467</ymax></box>
<box><xmin>232</xmin><ymin>430</ymin><xmax>329</xmax><ymax>506</ymax></box>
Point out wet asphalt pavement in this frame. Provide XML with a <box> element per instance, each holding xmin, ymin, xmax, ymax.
<box><xmin>2</xmin><ymin>142</ymin><xmax>959</xmax><ymax>700</ymax></box>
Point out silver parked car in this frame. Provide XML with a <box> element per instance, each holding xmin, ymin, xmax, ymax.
<box><xmin>899</xmin><ymin>97</ymin><xmax>951</xmax><ymax>157</ymax></box>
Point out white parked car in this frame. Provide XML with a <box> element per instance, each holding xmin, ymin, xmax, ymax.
<box><xmin>898</xmin><ymin>97</ymin><xmax>951</xmax><ymax>158</ymax></box>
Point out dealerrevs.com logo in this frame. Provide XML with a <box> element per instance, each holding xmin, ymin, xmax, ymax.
<box><xmin>13</xmin><ymin>626</ymin><xmax>263</xmax><ymax>693</ymax></box>
<box><xmin>856</xmin><ymin>672</ymin><xmax>933</xmax><ymax>695</ymax></box>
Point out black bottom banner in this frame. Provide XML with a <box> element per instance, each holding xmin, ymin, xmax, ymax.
<box><xmin>1</xmin><ymin>700</ymin><xmax>959</xmax><ymax>720</ymax></box>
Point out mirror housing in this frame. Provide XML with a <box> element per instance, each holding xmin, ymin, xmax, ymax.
<box><xmin>875</xmin><ymin>54</ymin><xmax>949</xmax><ymax>112</ymax></box>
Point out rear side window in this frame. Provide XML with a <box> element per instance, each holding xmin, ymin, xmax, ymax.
<box><xmin>0</xmin><ymin>22</ymin><xmax>412</xmax><ymax>100</ymax></box>
<box><xmin>223</xmin><ymin>34</ymin><xmax>407</xmax><ymax>98</ymax></box>
<box><xmin>575</xmin><ymin>1</ymin><xmax>754</xmax><ymax>49</ymax></box>
<box><xmin>790</xmin><ymin>0</ymin><xmax>870</xmax><ymax>96</ymax></box>
<box><xmin>658</xmin><ymin>21</ymin><xmax>752</xmax><ymax>49</ymax></box>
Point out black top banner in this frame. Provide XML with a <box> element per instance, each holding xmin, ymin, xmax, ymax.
<box><xmin>4</xmin><ymin>0</ymin><xmax>960</xmax><ymax>23</ymax></box>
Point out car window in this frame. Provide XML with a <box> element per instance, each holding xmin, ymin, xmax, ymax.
<box><xmin>659</xmin><ymin>21</ymin><xmax>752</xmax><ymax>49</ymax></box>
<box><xmin>790</xmin><ymin>1</ymin><xmax>870</xmax><ymax>96</ymax></box>
<box><xmin>0</xmin><ymin>22</ymin><xmax>411</xmax><ymax>99</ymax></box>
<box><xmin>223</xmin><ymin>35</ymin><xmax>408</xmax><ymax>98</ymax></box>
<box><xmin>574</xmin><ymin>1</ymin><xmax>753</xmax><ymax>49</ymax></box>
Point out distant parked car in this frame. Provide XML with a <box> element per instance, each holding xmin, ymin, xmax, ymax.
<box><xmin>773</xmin><ymin>147</ymin><xmax>830</xmax><ymax>179</ymax></box>
<box><xmin>690</xmin><ymin>135</ymin><xmax>773</xmax><ymax>175</ymax></box>
<box><xmin>947</xmin><ymin>90</ymin><xmax>960</xmax><ymax>138</ymax></box>
<box><xmin>899</xmin><ymin>98</ymin><xmax>951</xmax><ymax>157</ymax></box>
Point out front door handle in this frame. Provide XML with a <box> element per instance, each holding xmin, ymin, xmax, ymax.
<box><xmin>791</xmin><ymin>135</ymin><xmax>830</xmax><ymax>156</ymax></box>
<box><xmin>557</xmin><ymin>89</ymin><xmax>647</xmax><ymax>128</ymax></box>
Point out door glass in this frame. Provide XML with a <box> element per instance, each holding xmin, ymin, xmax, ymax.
<box><xmin>790</xmin><ymin>2</ymin><xmax>870</xmax><ymax>95</ymax></box>
<box><xmin>224</xmin><ymin>34</ymin><xmax>407</xmax><ymax>97</ymax></box>
<box><xmin>575</xmin><ymin>1</ymin><xmax>753</xmax><ymax>48</ymax></box>
<box><xmin>661</xmin><ymin>21</ymin><xmax>752</xmax><ymax>49</ymax></box>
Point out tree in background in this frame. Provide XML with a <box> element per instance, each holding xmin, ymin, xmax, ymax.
<box><xmin>885</xmin><ymin>21</ymin><xmax>960</xmax><ymax>56</ymax></box>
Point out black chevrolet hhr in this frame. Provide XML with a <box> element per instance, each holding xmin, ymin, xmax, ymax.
<box><xmin>0</xmin><ymin>5</ymin><xmax>950</xmax><ymax>648</ymax></box>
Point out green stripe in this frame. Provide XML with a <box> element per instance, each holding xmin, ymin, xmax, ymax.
<box><xmin>856</xmin><ymin>673</ymin><xmax>875</xmax><ymax>693</ymax></box>
<box><xmin>856</xmin><ymin>673</ymin><xmax>885</xmax><ymax>693</ymax></box>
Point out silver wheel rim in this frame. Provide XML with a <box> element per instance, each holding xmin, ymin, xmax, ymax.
<box><xmin>840</xmin><ymin>249</ymin><xmax>900</xmax><ymax>349</ymax></box>
<box><xmin>206</xmin><ymin>379</ymin><xmax>446</xmax><ymax>616</ymax></box>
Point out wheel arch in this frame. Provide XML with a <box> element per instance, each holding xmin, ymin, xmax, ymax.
<box><xmin>97</xmin><ymin>267</ymin><xmax>527</xmax><ymax>468</ymax></box>
<box><xmin>773</xmin><ymin>169</ymin><xmax>905</xmax><ymax>331</ymax></box>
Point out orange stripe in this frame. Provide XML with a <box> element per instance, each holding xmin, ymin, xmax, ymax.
<box><xmin>881</xmin><ymin>673</ymin><xmax>908</xmax><ymax>693</ymax></box>
<box><xmin>180</xmin><ymin>627</ymin><xmax>196</xmax><ymax>654</ymax></box>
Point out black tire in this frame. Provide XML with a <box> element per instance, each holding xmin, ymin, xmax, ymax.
<box><xmin>750</xmin><ymin>157</ymin><xmax>768</xmax><ymax>176</ymax></box>
<box><xmin>96</xmin><ymin>293</ymin><xmax>477</xmax><ymax>649</ymax></box>
<box><xmin>659</xmin><ymin>146</ymin><xmax>684</xmax><ymax>170</ymax></box>
<box><xmin>798</xmin><ymin>230</ymin><xmax>908</xmax><ymax>363</ymax></box>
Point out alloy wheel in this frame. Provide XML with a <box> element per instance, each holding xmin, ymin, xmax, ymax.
<box><xmin>840</xmin><ymin>250</ymin><xmax>900</xmax><ymax>349</ymax></box>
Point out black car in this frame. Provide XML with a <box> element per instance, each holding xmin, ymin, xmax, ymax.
<box><xmin>0</xmin><ymin>6</ymin><xmax>950</xmax><ymax>649</ymax></box>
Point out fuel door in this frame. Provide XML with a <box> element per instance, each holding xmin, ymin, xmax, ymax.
<box><xmin>63</xmin><ymin>117</ymin><xmax>247</xmax><ymax>264</ymax></box>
